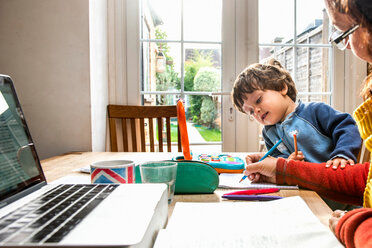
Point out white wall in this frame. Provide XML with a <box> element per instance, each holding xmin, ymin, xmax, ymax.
<box><xmin>90</xmin><ymin>0</ymin><xmax>109</xmax><ymax>152</ymax></box>
<box><xmin>0</xmin><ymin>0</ymin><xmax>92</xmax><ymax>159</ymax></box>
<box><xmin>343</xmin><ymin>51</ymin><xmax>366</xmax><ymax>114</ymax></box>
<box><xmin>332</xmin><ymin>49</ymin><xmax>366</xmax><ymax>113</ymax></box>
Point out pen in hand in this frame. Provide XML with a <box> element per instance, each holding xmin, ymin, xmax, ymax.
<box><xmin>293</xmin><ymin>132</ymin><xmax>298</xmax><ymax>156</ymax></box>
<box><xmin>239</xmin><ymin>138</ymin><xmax>283</xmax><ymax>183</ymax></box>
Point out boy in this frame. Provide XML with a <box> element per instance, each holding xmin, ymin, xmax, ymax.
<box><xmin>232</xmin><ymin>59</ymin><xmax>362</xmax><ymax>167</ymax></box>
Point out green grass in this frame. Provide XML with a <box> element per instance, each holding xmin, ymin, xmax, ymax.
<box><xmin>194</xmin><ymin>125</ymin><xmax>221</xmax><ymax>142</ymax></box>
<box><xmin>156</xmin><ymin>123</ymin><xmax>178</xmax><ymax>142</ymax></box>
<box><xmin>170</xmin><ymin>123</ymin><xmax>178</xmax><ymax>141</ymax></box>
<box><xmin>156</xmin><ymin>123</ymin><xmax>221</xmax><ymax>142</ymax></box>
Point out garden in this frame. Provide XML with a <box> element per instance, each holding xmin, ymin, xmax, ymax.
<box><xmin>155</xmin><ymin>28</ymin><xmax>221</xmax><ymax>143</ymax></box>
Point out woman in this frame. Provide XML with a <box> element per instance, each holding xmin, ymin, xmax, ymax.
<box><xmin>243</xmin><ymin>0</ymin><xmax>372</xmax><ymax>247</ymax></box>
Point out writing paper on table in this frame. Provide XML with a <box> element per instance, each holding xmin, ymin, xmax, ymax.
<box><xmin>218</xmin><ymin>173</ymin><xmax>298</xmax><ymax>189</ymax></box>
<box><xmin>154</xmin><ymin>197</ymin><xmax>342</xmax><ymax>248</ymax></box>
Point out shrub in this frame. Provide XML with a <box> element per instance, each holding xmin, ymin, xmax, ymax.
<box><xmin>200</xmin><ymin>96</ymin><xmax>217</xmax><ymax>128</ymax></box>
<box><xmin>193</xmin><ymin>67</ymin><xmax>220</xmax><ymax>127</ymax></box>
<box><xmin>184</xmin><ymin>51</ymin><xmax>214</xmax><ymax>121</ymax></box>
<box><xmin>193</xmin><ymin>67</ymin><xmax>220</xmax><ymax>92</ymax></box>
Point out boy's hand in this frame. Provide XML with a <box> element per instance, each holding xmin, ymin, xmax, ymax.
<box><xmin>244</xmin><ymin>156</ymin><xmax>278</xmax><ymax>184</ymax></box>
<box><xmin>288</xmin><ymin>151</ymin><xmax>305</xmax><ymax>161</ymax></box>
<box><xmin>245</xmin><ymin>153</ymin><xmax>266</xmax><ymax>164</ymax></box>
<box><xmin>325</xmin><ymin>157</ymin><xmax>355</xmax><ymax>170</ymax></box>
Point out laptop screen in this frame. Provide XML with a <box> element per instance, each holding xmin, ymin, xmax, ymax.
<box><xmin>0</xmin><ymin>75</ymin><xmax>45</xmax><ymax>204</ymax></box>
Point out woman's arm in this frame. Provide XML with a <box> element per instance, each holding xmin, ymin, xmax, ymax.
<box><xmin>335</xmin><ymin>208</ymin><xmax>372</xmax><ymax>248</ymax></box>
<box><xmin>276</xmin><ymin>158</ymin><xmax>369</xmax><ymax>205</ymax></box>
<box><xmin>244</xmin><ymin>157</ymin><xmax>369</xmax><ymax>205</ymax></box>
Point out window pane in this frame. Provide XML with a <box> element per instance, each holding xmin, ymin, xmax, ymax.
<box><xmin>298</xmin><ymin>94</ymin><xmax>331</xmax><ymax>104</ymax></box>
<box><xmin>141</xmin><ymin>42</ymin><xmax>181</xmax><ymax>93</ymax></box>
<box><xmin>140</xmin><ymin>94</ymin><xmax>180</xmax><ymax>152</ymax></box>
<box><xmin>296</xmin><ymin>0</ymin><xmax>327</xmax><ymax>44</ymax></box>
<box><xmin>184</xmin><ymin>43</ymin><xmax>221</xmax><ymax>92</ymax></box>
<box><xmin>259</xmin><ymin>0</ymin><xmax>294</xmax><ymax>44</ymax></box>
<box><xmin>260</xmin><ymin>45</ymin><xmax>295</xmax><ymax>78</ymax></box>
<box><xmin>142</xmin><ymin>93</ymin><xmax>179</xmax><ymax>107</ymax></box>
<box><xmin>296</xmin><ymin>47</ymin><xmax>331</xmax><ymax>104</ymax></box>
<box><xmin>141</xmin><ymin>0</ymin><xmax>181</xmax><ymax>40</ymax></box>
<box><xmin>140</xmin><ymin>0</ymin><xmax>223</xmax><ymax>151</ymax></box>
<box><xmin>183</xmin><ymin>0</ymin><xmax>222</xmax><ymax>42</ymax></box>
<box><xmin>260</xmin><ymin>46</ymin><xmax>331</xmax><ymax>104</ymax></box>
<box><xmin>297</xmin><ymin>24</ymin><xmax>327</xmax><ymax>45</ymax></box>
<box><xmin>186</xmin><ymin>95</ymin><xmax>222</xmax><ymax>143</ymax></box>
<box><xmin>141</xmin><ymin>94</ymin><xmax>222</xmax><ymax>147</ymax></box>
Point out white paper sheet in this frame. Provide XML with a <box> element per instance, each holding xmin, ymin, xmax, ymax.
<box><xmin>154</xmin><ymin>197</ymin><xmax>342</xmax><ymax>248</ymax></box>
<box><xmin>218</xmin><ymin>173</ymin><xmax>298</xmax><ymax>189</ymax></box>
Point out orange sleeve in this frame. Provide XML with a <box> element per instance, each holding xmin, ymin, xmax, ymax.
<box><xmin>276</xmin><ymin>158</ymin><xmax>368</xmax><ymax>205</ymax></box>
<box><xmin>335</xmin><ymin>208</ymin><xmax>372</xmax><ymax>248</ymax></box>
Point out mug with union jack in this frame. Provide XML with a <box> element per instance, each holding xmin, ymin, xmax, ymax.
<box><xmin>90</xmin><ymin>160</ymin><xmax>135</xmax><ymax>184</ymax></box>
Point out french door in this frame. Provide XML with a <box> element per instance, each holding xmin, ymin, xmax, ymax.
<box><xmin>136</xmin><ymin>0</ymin><xmax>259</xmax><ymax>153</ymax></box>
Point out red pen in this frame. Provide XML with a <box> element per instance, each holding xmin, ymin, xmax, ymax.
<box><xmin>222</xmin><ymin>195</ymin><xmax>283</xmax><ymax>201</ymax></box>
<box><xmin>223</xmin><ymin>188</ymin><xmax>280</xmax><ymax>196</ymax></box>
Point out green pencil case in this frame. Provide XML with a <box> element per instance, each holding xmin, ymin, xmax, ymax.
<box><xmin>135</xmin><ymin>160</ymin><xmax>219</xmax><ymax>194</ymax></box>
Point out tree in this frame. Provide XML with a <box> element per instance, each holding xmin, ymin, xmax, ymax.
<box><xmin>184</xmin><ymin>51</ymin><xmax>214</xmax><ymax>91</ymax></box>
<box><xmin>193</xmin><ymin>67</ymin><xmax>220</xmax><ymax>92</ymax></box>
<box><xmin>155</xmin><ymin>28</ymin><xmax>180</xmax><ymax>105</ymax></box>
<box><xmin>200</xmin><ymin>96</ymin><xmax>217</xmax><ymax>128</ymax></box>
<box><xmin>184</xmin><ymin>51</ymin><xmax>215</xmax><ymax>121</ymax></box>
<box><xmin>193</xmin><ymin>67</ymin><xmax>220</xmax><ymax>127</ymax></box>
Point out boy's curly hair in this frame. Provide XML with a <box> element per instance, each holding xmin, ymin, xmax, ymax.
<box><xmin>231</xmin><ymin>59</ymin><xmax>297</xmax><ymax>114</ymax></box>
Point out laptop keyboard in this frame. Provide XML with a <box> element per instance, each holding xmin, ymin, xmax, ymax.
<box><xmin>0</xmin><ymin>184</ymin><xmax>118</xmax><ymax>245</ymax></box>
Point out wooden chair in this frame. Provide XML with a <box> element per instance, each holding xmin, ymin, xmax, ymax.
<box><xmin>357</xmin><ymin>142</ymin><xmax>371</xmax><ymax>164</ymax></box>
<box><xmin>107</xmin><ymin>104</ymin><xmax>182</xmax><ymax>152</ymax></box>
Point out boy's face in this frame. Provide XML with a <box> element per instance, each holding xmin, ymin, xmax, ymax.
<box><xmin>241</xmin><ymin>89</ymin><xmax>294</xmax><ymax>125</ymax></box>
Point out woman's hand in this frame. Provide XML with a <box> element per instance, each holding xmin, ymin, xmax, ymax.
<box><xmin>245</xmin><ymin>153</ymin><xmax>266</xmax><ymax>164</ymax></box>
<box><xmin>288</xmin><ymin>151</ymin><xmax>305</xmax><ymax>161</ymax></box>
<box><xmin>325</xmin><ymin>158</ymin><xmax>355</xmax><ymax>170</ymax></box>
<box><xmin>329</xmin><ymin>210</ymin><xmax>347</xmax><ymax>234</ymax></box>
<box><xmin>244</xmin><ymin>156</ymin><xmax>278</xmax><ymax>184</ymax></box>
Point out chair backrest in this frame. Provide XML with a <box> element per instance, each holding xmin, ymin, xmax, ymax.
<box><xmin>357</xmin><ymin>142</ymin><xmax>371</xmax><ymax>164</ymax></box>
<box><xmin>107</xmin><ymin>104</ymin><xmax>181</xmax><ymax>152</ymax></box>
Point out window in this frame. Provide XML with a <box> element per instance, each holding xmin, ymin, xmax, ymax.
<box><xmin>259</xmin><ymin>0</ymin><xmax>333</xmax><ymax>104</ymax></box>
<box><xmin>119</xmin><ymin>0</ymin><xmax>360</xmax><ymax>153</ymax></box>
<box><xmin>140</xmin><ymin>0</ymin><xmax>223</xmax><ymax>152</ymax></box>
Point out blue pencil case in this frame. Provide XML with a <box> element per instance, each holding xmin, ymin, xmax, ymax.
<box><xmin>173</xmin><ymin>154</ymin><xmax>245</xmax><ymax>174</ymax></box>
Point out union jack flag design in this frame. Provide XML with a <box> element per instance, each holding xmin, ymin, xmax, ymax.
<box><xmin>91</xmin><ymin>165</ymin><xmax>134</xmax><ymax>184</ymax></box>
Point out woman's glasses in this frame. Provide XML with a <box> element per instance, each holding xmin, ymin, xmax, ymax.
<box><xmin>329</xmin><ymin>25</ymin><xmax>359</xmax><ymax>50</ymax></box>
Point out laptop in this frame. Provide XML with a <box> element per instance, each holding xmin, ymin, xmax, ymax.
<box><xmin>0</xmin><ymin>74</ymin><xmax>168</xmax><ymax>247</ymax></box>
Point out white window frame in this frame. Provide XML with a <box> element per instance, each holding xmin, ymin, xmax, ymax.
<box><xmin>139</xmin><ymin>0</ymin><xmax>223</xmax><ymax>148</ymax></box>
<box><xmin>258</xmin><ymin>0</ymin><xmax>333</xmax><ymax>105</ymax></box>
<box><xmin>107</xmin><ymin>0</ymin><xmax>365</xmax><ymax>152</ymax></box>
